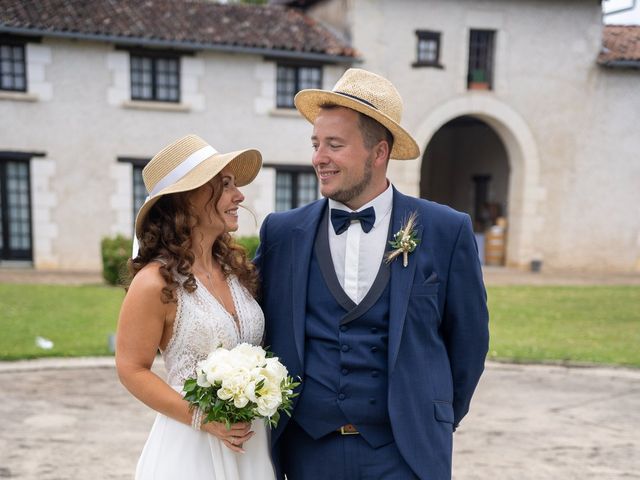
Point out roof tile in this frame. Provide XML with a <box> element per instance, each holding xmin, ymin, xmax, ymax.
<box><xmin>0</xmin><ymin>0</ymin><xmax>356</xmax><ymax>58</ymax></box>
<box><xmin>599</xmin><ymin>25</ymin><xmax>640</xmax><ymax>65</ymax></box>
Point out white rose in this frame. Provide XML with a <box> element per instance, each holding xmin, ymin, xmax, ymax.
<box><xmin>255</xmin><ymin>387</ymin><xmax>283</xmax><ymax>417</ymax></box>
<box><xmin>263</xmin><ymin>357</ymin><xmax>288</xmax><ymax>384</ymax></box>
<box><xmin>232</xmin><ymin>343</ymin><xmax>267</xmax><ymax>369</ymax></box>
<box><xmin>217</xmin><ymin>370</ymin><xmax>252</xmax><ymax>408</ymax></box>
<box><xmin>199</xmin><ymin>349</ymin><xmax>235</xmax><ymax>385</ymax></box>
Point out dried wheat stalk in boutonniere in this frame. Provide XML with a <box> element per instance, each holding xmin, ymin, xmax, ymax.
<box><xmin>385</xmin><ymin>211</ymin><xmax>420</xmax><ymax>267</ymax></box>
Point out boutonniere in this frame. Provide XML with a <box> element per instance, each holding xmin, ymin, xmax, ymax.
<box><xmin>385</xmin><ymin>211</ymin><xmax>420</xmax><ymax>267</ymax></box>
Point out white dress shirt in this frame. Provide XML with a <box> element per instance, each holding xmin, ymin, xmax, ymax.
<box><xmin>328</xmin><ymin>183</ymin><xmax>393</xmax><ymax>304</ymax></box>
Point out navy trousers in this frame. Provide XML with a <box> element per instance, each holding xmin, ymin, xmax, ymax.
<box><xmin>280</xmin><ymin>420</ymin><xmax>418</xmax><ymax>480</ymax></box>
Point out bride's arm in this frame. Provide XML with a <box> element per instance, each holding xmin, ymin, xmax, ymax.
<box><xmin>115</xmin><ymin>264</ymin><xmax>253</xmax><ymax>452</ymax></box>
<box><xmin>115</xmin><ymin>264</ymin><xmax>190</xmax><ymax>422</ymax></box>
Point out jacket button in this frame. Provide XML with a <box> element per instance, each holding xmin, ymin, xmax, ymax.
<box><xmin>371</xmin><ymin>370</ymin><xmax>379</xmax><ymax>378</ymax></box>
<box><xmin>341</xmin><ymin>344</ymin><xmax>350</xmax><ymax>352</ymax></box>
<box><xmin>338</xmin><ymin>393</ymin><xmax>346</xmax><ymax>401</ymax></box>
<box><xmin>370</xmin><ymin>327</ymin><xmax>378</xmax><ymax>334</ymax></box>
<box><xmin>369</xmin><ymin>398</ymin><xmax>376</xmax><ymax>405</ymax></box>
<box><xmin>340</xmin><ymin>325</ymin><xmax>348</xmax><ymax>332</ymax></box>
<box><xmin>370</xmin><ymin>346</ymin><xmax>378</xmax><ymax>353</ymax></box>
<box><xmin>341</xmin><ymin>368</ymin><xmax>349</xmax><ymax>375</ymax></box>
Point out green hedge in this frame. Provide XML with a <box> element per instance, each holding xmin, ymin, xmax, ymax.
<box><xmin>235</xmin><ymin>235</ymin><xmax>260</xmax><ymax>259</ymax></box>
<box><xmin>101</xmin><ymin>235</ymin><xmax>132</xmax><ymax>286</ymax></box>
<box><xmin>100</xmin><ymin>235</ymin><xmax>259</xmax><ymax>286</ymax></box>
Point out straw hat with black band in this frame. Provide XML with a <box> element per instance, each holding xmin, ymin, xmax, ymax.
<box><xmin>134</xmin><ymin>134</ymin><xmax>262</xmax><ymax>244</ymax></box>
<box><xmin>294</xmin><ymin>68</ymin><xmax>420</xmax><ymax>160</ymax></box>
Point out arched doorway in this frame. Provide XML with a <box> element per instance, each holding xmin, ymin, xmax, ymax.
<box><xmin>408</xmin><ymin>95</ymin><xmax>544</xmax><ymax>269</ymax></box>
<box><xmin>420</xmin><ymin>115</ymin><xmax>510</xmax><ymax>265</ymax></box>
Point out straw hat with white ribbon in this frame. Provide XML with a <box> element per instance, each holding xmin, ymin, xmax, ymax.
<box><xmin>294</xmin><ymin>68</ymin><xmax>420</xmax><ymax>160</ymax></box>
<box><xmin>134</xmin><ymin>134</ymin><xmax>262</xmax><ymax>241</ymax></box>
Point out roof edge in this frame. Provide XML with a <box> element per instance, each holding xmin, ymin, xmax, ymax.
<box><xmin>0</xmin><ymin>26</ymin><xmax>359</xmax><ymax>64</ymax></box>
<box><xmin>598</xmin><ymin>58</ymin><xmax>640</xmax><ymax>69</ymax></box>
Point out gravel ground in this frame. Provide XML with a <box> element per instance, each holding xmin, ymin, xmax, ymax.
<box><xmin>0</xmin><ymin>358</ymin><xmax>638</xmax><ymax>479</ymax></box>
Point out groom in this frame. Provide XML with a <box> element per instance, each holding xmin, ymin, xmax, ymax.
<box><xmin>255</xmin><ymin>68</ymin><xmax>489</xmax><ymax>479</ymax></box>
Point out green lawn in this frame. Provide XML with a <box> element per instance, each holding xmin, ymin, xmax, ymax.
<box><xmin>487</xmin><ymin>285</ymin><xmax>640</xmax><ymax>367</ymax></box>
<box><xmin>0</xmin><ymin>283</ymin><xmax>639</xmax><ymax>367</ymax></box>
<box><xmin>0</xmin><ymin>283</ymin><xmax>124</xmax><ymax>360</ymax></box>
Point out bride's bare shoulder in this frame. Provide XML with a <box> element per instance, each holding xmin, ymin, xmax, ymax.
<box><xmin>128</xmin><ymin>261</ymin><xmax>171</xmax><ymax>298</ymax></box>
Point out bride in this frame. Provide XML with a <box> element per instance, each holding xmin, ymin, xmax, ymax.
<box><xmin>115</xmin><ymin>134</ymin><xmax>274</xmax><ymax>479</ymax></box>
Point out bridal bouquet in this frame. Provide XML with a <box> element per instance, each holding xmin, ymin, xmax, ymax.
<box><xmin>183</xmin><ymin>343</ymin><xmax>299</xmax><ymax>429</ymax></box>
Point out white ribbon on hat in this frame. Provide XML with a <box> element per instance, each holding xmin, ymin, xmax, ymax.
<box><xmin>149</xmin><ymin>145</ymin><xmax>218</xmax><ymax>197</ymax></box>
<box><xmin>132</xmin><ymin>144</ymin><xmax>218</xmax><ymax>258</ymax></box>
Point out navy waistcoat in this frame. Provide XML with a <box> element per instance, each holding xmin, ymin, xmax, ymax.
<box><xmin>293</xmin><ymin>210</ymin><xmax>394</xmax><ymax>448</ymax></box>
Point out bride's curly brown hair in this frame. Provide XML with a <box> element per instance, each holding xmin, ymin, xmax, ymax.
<box><xmin>127</xmin><ymin>176</ymin><xmax>259</xmax><ymax>303</ymax></box>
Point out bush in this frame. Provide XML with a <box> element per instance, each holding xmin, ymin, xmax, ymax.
<box><xmin>235</xmin><ymin>235</ymin><xmax>260</xmax><ymax>259</ymax></box>
<box><xmin>101</xmin><ymin>235</ymin><xmax>132</xmax><ymax>286</ymax></box>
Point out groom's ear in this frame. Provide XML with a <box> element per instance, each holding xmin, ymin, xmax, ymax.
<box><xmin>373</xmin><ymin>140</ymin><xmax>390</xmax><ymax>167</ymax></box>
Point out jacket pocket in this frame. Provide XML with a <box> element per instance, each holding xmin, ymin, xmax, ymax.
<box><xmin>433</xmin><ymin>401</ymin><xmax>454</xmax><ymax>424</ymax></box>
<box><xmin>410</xmin><ymin>281</ymin><xmax>440</xmax><ymax>297</ymax></box>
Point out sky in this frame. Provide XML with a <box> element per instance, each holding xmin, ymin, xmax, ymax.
<box><xmin>603</xmin><ymin>0</ymin><xmax>640</xmax><ymax>24</ymax></box>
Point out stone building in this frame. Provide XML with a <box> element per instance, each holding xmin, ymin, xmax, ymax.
<box><xmin>1</xmin><ymin>0</ymin><xmax>639</xmax><ymax>272</ymax></box>
<box><xmin>283</xmin><ymin>0</ymin><xmax>640</xmax><ymax>272</ymax></box>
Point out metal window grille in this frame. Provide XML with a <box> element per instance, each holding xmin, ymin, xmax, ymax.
<box><xmin>0</xmin><ymin>160</ymin><xmax>32</xmax><ymax>260</ymax></box>
<box><xmin>0</xmin><ymin>43</ymin><xmax>26</xmax><ymax>92</ymax></box>
<box><xmin>275</xmin><ymin>169</ymin><xmax>318</xmax><ymax>211</ymax></box>
<box><xmin>131</xmin><ymin>54</ymin><xmax>180</xmax><ymax>102</ymax></box>
<box><xmin>276</xmin><ymin>65</ymin><xmax>322</xmax><ymax>108</ymax></box>
<box><xmin>468</xmin><ymin>30</ymin><xmax>495</xmax><ymax>89</ymax></box>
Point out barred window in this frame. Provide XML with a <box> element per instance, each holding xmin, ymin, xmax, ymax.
<box><xmin>276</xmin><ymin>64</ymin><xmax>322</xmax><ymax>108</ymax></box>
<box><xmin>468</xmin><ymin>30</ymin><xmax>495</xmax><ymax>90</ymax></box>
<box><xmin>131</xmin><ymin>54</ymin><xmax>180</xmax><ymax>102</ymax></box>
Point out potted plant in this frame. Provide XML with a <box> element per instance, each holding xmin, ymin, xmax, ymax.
<box><xmin>469</xmin><ymin>69</ymin><xmax>490</xmax><ymax>90</ymax></box>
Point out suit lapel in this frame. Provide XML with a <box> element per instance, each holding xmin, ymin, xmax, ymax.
<box><xmin>388</xmin><ymin>189</ymin><xmax>422</xmax><ymax>374</ymax></box>
<box><xmin>290</xmin><ymin>200</ymin><xmax>327</xmax><ymax>368</ymax></box>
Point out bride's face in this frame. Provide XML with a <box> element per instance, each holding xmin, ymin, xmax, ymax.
<box><xmin>190</xmin><ymin>167</ymin><xmax>244</xmax><ymax>235</ymax></box>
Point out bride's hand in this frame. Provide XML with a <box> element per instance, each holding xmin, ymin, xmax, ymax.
<box><xmin>201</xmin><ymin>421</ymin><xmax>255</xmax><ymax>453</ymax></box>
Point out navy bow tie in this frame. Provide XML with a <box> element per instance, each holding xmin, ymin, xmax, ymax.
<box><xmin>330</xmin><ymin>207</ymin><xmax>376</xmax><ymax>235</ymax></box>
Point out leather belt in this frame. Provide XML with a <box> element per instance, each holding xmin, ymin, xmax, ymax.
<box><xmin>337</xmin><ymin>424</ymin><xmax>359</xmax><ymax>435</ymax></box>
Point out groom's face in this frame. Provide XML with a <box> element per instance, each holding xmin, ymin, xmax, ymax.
<box><xmin>311</xmin><ymin>107</ymin><xmax>378</xmax><ymax>210</ymax></box>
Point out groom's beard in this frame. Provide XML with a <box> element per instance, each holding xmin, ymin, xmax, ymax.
<box><xmin>327</xmin><ymin>155</ymin><xmax>373</xmax><ymax>205</ymax></box>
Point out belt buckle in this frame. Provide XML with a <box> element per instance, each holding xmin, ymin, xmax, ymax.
<box><xmin>339</xmin><ymin>424</ymin><xmax>359</xmax><ymax>435</ymax></box>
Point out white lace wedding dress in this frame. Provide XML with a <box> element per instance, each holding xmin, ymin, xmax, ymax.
<box><xmin>135</xmin><ymin>275</ymin><xmax>276</xmax><ymax>480</ymax></box>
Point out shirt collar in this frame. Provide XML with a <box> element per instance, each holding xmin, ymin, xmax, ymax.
<box><xmin>328</xmin><ymin>182</ymin><xmax>393</xmax><ymax>228</ymax></box>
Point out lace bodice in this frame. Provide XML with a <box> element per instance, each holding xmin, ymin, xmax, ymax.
<box><xmin>162</xmin><ymin>275</ymin><xmax>264</xmax><ymax>386</ymax></box>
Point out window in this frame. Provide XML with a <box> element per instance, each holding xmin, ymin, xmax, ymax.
<box><xmin>270</xmin><ymin>166</ymin><xmax>318</xmax><ymax>211</ymax></box>
<box><xmin>0</xmin><ymin>158</ymin><xmax>32</xmax><ymax>260</ymax></box>
<box><xmin>413</xmin><ymin>30</ymin><xmax>442</xmax><ymax>68</ymax></box>
<box><xmin>467</xmin><ymin>30</ymin><xmax>495</xmax><ymax>90</ymax></box>
<box><xmin>0</xmin><ymin>38</ymin><xmax>26</xmax><ymax>92</ymax></box>
<box><xmin>132</xmin><ymin>165</ymin><xmax>147</xmax><ymax>221</ymax></box>
<box><xmin>276</xmin><ymin>64</ymin><xmax>322</xmax><ymax>108</ymax></box>
<box><xmin>118</xmin><ymin>158</ymin><xmax>149</xmax><ymax>228</ymax></box>
<box><xmin>130</xmin><ymin>53</ymin><xmax>180</xmax><ymax>102</ymax></box>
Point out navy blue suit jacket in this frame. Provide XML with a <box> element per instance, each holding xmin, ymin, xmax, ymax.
<box><xmin>254</xmin><ymin>188</ymin><xmax>489</xmax><ymax>479</ymax></box>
